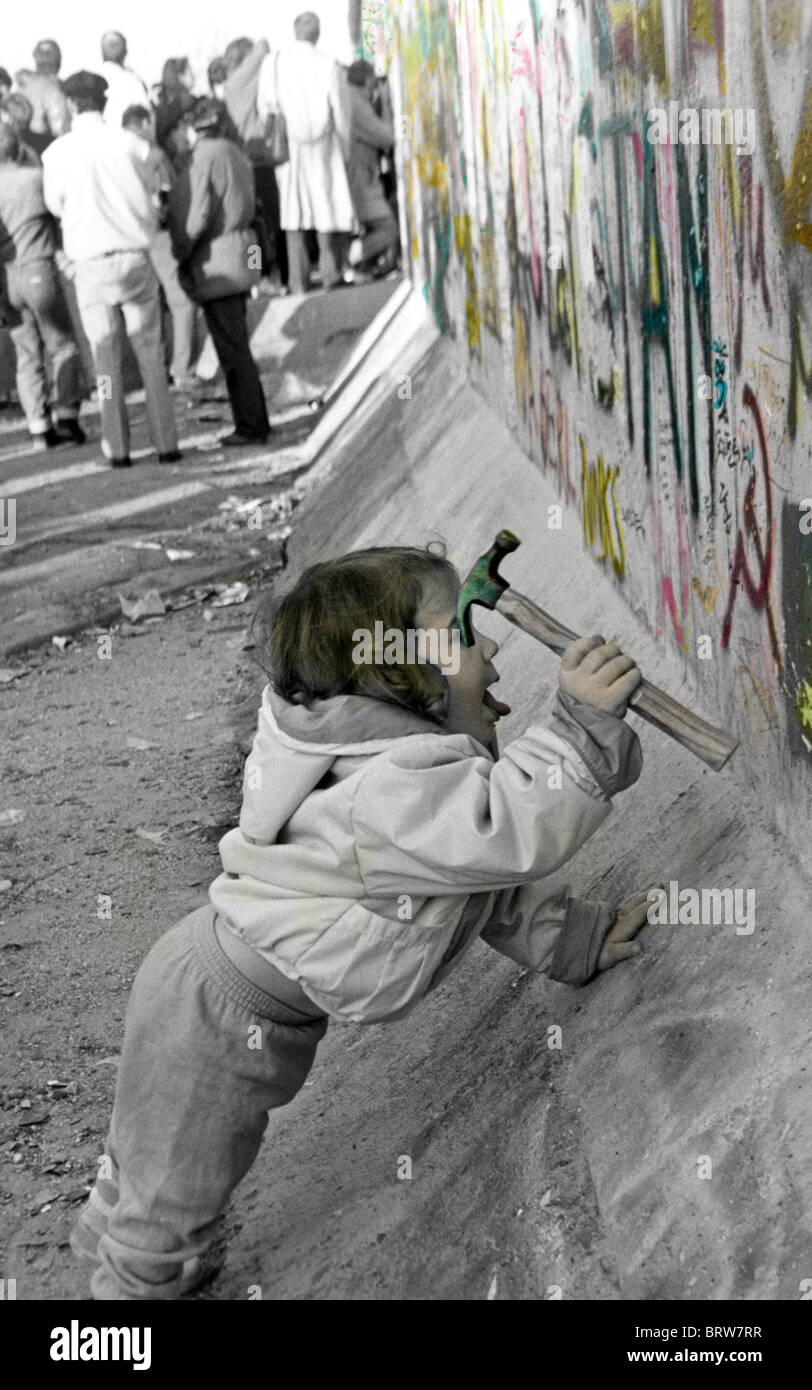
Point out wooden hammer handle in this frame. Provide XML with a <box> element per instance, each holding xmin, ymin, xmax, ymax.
<box><xmin>498</xmin><ymin>589</ymin><xmax>738</xmax><ymax>772</ymax></box>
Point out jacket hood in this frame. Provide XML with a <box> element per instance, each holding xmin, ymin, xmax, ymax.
<box><xmin>238</xmin><ymin>686</ymin><xmax>440</xmax><ymax>844</ymax></box>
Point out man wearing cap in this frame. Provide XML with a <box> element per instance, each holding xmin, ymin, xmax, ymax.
<box><xmin>13</xmin><ymin>40</ymin><xmax>69</xmax><ymax>153</ymax></box>
<box><xmin>42</xmin><ymin>71</ymin><xmax>180</xmax><ymax>467</ymax></box>
<box><xmin>168</xmin><ymin>98</ymin><xmax>269</xmax><ymax>445</ymax></box>
<box><xmin>257</xmin><ymin>12</ymin><xmax>355</xmax><ymax>294</ymax></box>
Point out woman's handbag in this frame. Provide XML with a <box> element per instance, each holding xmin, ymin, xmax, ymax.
<box><xmin>263</xmin><ymin>53</ymin><xmax>289</xmax><ymax>167</ymax></box>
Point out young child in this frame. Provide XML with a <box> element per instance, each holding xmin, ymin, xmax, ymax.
<box><xmin>72</xmin><ymin>544</ymin><xmax>652</xmax><ymax>1300</ymax></box>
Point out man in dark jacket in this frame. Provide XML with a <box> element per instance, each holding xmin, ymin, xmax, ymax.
<box><xmin>168</xmin><ymin>98</ymin><xmax>270</xmax><ymax>445</ymax></box>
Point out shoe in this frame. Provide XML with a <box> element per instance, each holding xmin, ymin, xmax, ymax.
<box><xmin>70</xmin><ymin>1189</ymin><xmax>207</xmax><ymax>1295</ymax></box>
<box><xmin>109</xmin><ymin>455</ymin><xmax>132</xmax><ymax>468</ymax></box>
<box><xmin>31</xmin><ymin>426</ymin><xmax>72</xmax><ymax>452</ymax></box>
<box><xmin>219</xmin><ymin>430</ymin><xmax>269</xmax><ymax>448</ymax></box>
<box><xmin>53</xmin><ymin>419</ymin><xmax>87</xmax><ymax>445</ymax></box>
<box><xmin>158</xmin><ymin>450</ymin><xmax>183</xmax><ymax>463</ymax></box>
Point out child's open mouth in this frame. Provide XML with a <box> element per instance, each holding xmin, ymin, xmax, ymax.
<box><xmin>483</xmin><ymin>687</ymin><xmax>512</xmax><ymax>719</ymax></box>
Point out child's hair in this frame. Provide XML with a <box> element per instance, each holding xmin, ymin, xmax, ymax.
<box><xmin>255</xmin><ymin>545</ymin><xmax>459</xmax><ymax>721</ymax></box>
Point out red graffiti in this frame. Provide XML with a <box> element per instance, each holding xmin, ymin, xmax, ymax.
<box><xmin>720</xmin><ymin>385</ymin><xmax>781</xmax><ymax>668</ymax></box>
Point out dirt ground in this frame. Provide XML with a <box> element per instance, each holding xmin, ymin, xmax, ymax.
<box><xmin>0</xmin><ymin>587</ymin><xmax>271</xmax><ymax>1298</ymax></box>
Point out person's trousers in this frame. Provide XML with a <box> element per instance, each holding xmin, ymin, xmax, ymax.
<box><xmin>285</xmin><ymin>228</ymin><xmax>345</xmax><ymax>293</ymax></box>
<box><xmin>253</xmin><ymin>164</ymin><xmax>288</xmax><ymax>284</ymax></box>
<box><xmin>355</xmin><ymin>217</ymin><xmax>399</xmax><ymax>271</ymax></box>
<box><xmin>202</xmin><ymin>293</ymin><xmax>270</xmax><ymax>439</ymax></box>
<box><xmin>149</xmin><ymin>232</ymin><xmax>200</xmax><ymax>385</ymax></box>
<box><xmin>80</xmin><ymin>905</ymin><xmax>327</xmax><ymax>1300</ymax></box>
<box><xmin>6</xmin><ymin>258</ymin><xmax>84</xmax><ymax>434</ymax></box>
<box><xmin>74</xmin><ymin>250</ymin><xmax>178</xmax><ymax>460</ymax></box>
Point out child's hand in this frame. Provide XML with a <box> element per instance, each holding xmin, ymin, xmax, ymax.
<box><xmin>559</xmin><ymin>634</ymin><xmax>642</xmax><ymax>716</ymax></box>
<box><xmin>597</xmin><ymin>884</ymin><xmax>663</xmax><ymax>971</ymax></box>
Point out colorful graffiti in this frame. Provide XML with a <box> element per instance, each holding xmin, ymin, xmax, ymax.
<box><xmin>388</xmin><ymin>0</ymin><xmax>811</xmax><ymax>784</ymax></box>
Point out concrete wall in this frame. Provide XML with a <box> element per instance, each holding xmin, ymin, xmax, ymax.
<box><xmin>281</xmin><ymin>338</ymin><xmax>812</xmax><ymax>1299</ymax></box>
<box><xmin>384</xmin><ymin>0</ymin><xmax>812</xmax><ymax>857</ymax></box>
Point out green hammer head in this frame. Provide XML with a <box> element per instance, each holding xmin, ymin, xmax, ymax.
<box><xmin>456</xmin><ymin>530</ymin><xmax>521</xmax><ymax>646</ymax></box>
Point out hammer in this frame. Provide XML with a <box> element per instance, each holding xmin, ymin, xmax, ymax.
<box><xmin>457</xmin><ymin>530</ymin><xmax>738</xmax><ymax>772</ymax></box>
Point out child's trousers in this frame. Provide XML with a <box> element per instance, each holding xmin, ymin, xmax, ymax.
<box><xmin>82</xmin><ymin>905</ymin><xmax>328</xmax><ymax>1300</ymax></box>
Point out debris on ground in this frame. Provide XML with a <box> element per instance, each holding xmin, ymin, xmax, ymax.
<box><xmin>218</xmin><ymin>495</ymin><xmax>265</xmax><ymax>515</ymax></box>
<box><xmin>211</xmin><ymin>582</ymin><xmax>250</xmax><ymax>608</ymax></box>
<box><xmin>118</xmin><ymin>590</ymin><xmax>166</xmax><ymax>622</ymax></box>
<box><xmin>135</xmin><ymin>827</ymin><xmax>168</xmax><ymax>846</ymax></box>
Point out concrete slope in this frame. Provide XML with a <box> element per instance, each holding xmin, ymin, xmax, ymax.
<box><xmin>218</xmin><ymin>334</ymin><xmax>810</xmax><ymax>1301</ymax></box>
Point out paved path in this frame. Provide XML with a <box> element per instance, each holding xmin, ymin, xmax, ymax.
<box><xmin>0</xmin><ymin>282</ymin><xmax>399</xmax><ymax>657</ymax></box>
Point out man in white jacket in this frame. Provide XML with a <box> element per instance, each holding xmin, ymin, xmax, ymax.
<box><xmin>257</xmin><ymin>12</ymin><xmax>355</xmax><ymax>293</ymax></box>
<box><xmin>71</xmin><ymin>544</ymin><xmax>652</xmax><ymax>1299</ymax></box>
<box><xmin>42</xmin><ymin>71</ymin><xmax>180</xmax><ymax>467</ymax></box>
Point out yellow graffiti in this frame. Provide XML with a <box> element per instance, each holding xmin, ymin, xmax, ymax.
<box><xmin>796</xmin><ymin>678</ymin><xmax>812</xmax><ymax>734</ymax></box>
<box><xmin>513</xmin><ymin>302</ymin><xmax>533</xmax><ymax>422</ymax></box>
<box><xmin>580</xmin><ymin>437</ymin><xmax>627</xmax><ymax>578</ymax></box>
<box><xmin>686</xmin><ymin>0</ymin><xmax>726</xmax><ymax>91</ymax></box>
<box><xmin>649</xmin><ymin>235</ymin><xmax>661</xmax><ymax>307</ymax></box>
<box><xmin>769</xmin><ymin>0</ymin><xmax>803</xmax><ymax>46</ymax></box>
<box><xmin>477</xmin><ymin>93</ymin><xmax>501</xmax><ymax>337</ymax></box>
<box><xmin>553</xmin><ymin>135</ymin><xmax>582</xmax><ymax>372</ymax></box>
<box><xmin>753</xmin><ymin>17</ymin><xmax>812</xmax><ymax>244</ymax></box>
<box><xmin>691</xmin><ymin>576</ymin><xmax>721</xmax><ymax>614</ymax></box>
<box><xmin>638</xmin><ymin>0</ymin><xmax>668</xmax><ymax>91</ymax></box>
<box><xmin>479</xmin><ymin>227</ymin><xmax>501</xmax><ymax>337</ymax></box>
<box><xmin>453</xmin><ymin>214</ymin><xmax>481</xmax><ymax>351</ymax></box>
<box><xmin>608</xmin><ymin>2</ymin><xmax>634</xmax><ymax>32</ymax></box>
<box><xmin>402</xmin><ymin>160</ymin><xmax>418</xmax><ymax>262</ymax></box>
<box><xmin>415</xmin><ymin>151</ymin><xmax>449</xmax><ymax>192</ymax></box>
<box><xmin>689</xmin><ymin>0</ymin><xmax>714</xmax><ymax>46</ymax></box>
<box><xmin>734</xmin><ymin>664</ymin><xmax>778</xmax><ymax>740</ymax></box>
<box><xmin>399</xmin><ymin>28</ymin><xmax>449</xmax><ymax>198</ymax></box>
<box><xmin>608</xmin><ymin>0</ymin><xmax>669</xmax><ymax>92</ymax></box>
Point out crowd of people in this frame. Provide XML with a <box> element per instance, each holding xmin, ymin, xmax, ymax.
<box><xmin>0</xmin><ymin>13</ymin><xmax>399</xmax><ymax>463</ymax></box>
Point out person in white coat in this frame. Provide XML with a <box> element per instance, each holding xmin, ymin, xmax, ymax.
<box><xmin>69</xmin><ymin>542</ymin><xmax>654</xmax><ymax>1300</ymax></box>
<box><xmin>257</xmin><ymin>11</ymin><xmax>355</xmax><ymax>293</ymax></box>
<box><xmin>42</xmin><ymin>70</ymin><xmax>180</xmax><ymax>467</ymax></box>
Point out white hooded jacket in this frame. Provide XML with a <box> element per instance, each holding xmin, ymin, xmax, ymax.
<box><xmin>209</xmin><ymin>687</ymin><xmax>642</xmax><ymax>1024</ymax></box>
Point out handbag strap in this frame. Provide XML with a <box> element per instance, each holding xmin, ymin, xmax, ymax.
<box><xmin>269</xmin><ymin>51</ymin><xmax>281</xmax><ymax>116</ymax></box>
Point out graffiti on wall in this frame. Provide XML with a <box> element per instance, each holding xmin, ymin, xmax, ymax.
<box><xmin>389</xmin><ymin>0</ymin><xmax>812</xmax><ymax>761</ymax></box>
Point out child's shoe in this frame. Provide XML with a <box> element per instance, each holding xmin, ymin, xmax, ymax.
<box><xmin>70</xmin><ymin>1188</ymin><xmax>206</xmax><ymax>1295</ymax></box>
